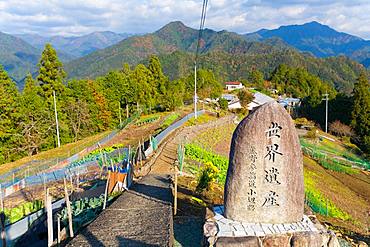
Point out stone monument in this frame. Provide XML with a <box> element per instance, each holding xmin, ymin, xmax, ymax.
<box><xmin>224</xmin><ymin>101</ymin><xmax>304</xmax><ymax>223</ymax></box>
<box><xmin>204</xmin><ymin>102</ymin><xmax>341</xmax><ymax>247</ymax></box>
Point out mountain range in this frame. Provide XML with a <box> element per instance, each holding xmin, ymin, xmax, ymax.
<box><xmin>244</xmin><ymin>21</ymin><xmax>370</xmax><ymax>67</ymax></box>
<box><xmin>64</xmin><ymin>21</ymin><xmax>367</xmax><ymax>94</ymax></box>
<box><xmin>15</xmin><ymin>31</ymin><xmax>132</xmax><ymax>58</ymax></box>
<box><xmin>0</xmin><ymin>31</ymin><xmax>132</xmax><ymax>83</ymax></box>
<box><xmin>0</xmin><ymin>21</ymin><xmax>368</xmax><ymax>93</ymax></box>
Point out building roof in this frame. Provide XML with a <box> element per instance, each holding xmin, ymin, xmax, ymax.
<box><xmin>252</xmin><ymin>92</ymin><xmax>275</xmax><ymax>105</ymax></box>
<box><xmin>222</xmin><ymin>94</ymin><xmax>237</xmax><ymax>101</ymax></box>
<box><xmin>225</xmin><ymin>81</ymin><xmax>241</xmax><ymax>85</ymax></box>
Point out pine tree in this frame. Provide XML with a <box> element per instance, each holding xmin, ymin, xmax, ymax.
<box><xmin>351</xmin><ymin>72</ymin><xmax>370</xmax><ymax>153</ymax></box>
<box><xmin>37</xmin><ymin>43</ymin><xmax>66</xmax><ymax>98</ymax></box>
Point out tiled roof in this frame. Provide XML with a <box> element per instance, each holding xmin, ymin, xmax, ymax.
<box><xmin>225</xmin><ymin>81</ymin><xmax>241</xmax><ymax>85</ymax></box>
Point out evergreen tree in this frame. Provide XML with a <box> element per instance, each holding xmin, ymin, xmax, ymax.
<box><xmin>351</xmin><ymin>72</ymin><xmax>370</xmax><ymax>153</ymax></box>
<box><xmin>148</xmin><ymin>55</ymin><xmax>168</xmax><ymax>99</ymax></box>
<box><xmin>0</xmin><ymin>65</ymin><xmax>20</xmax><ymax>163</ymax></box>
<box><xmin>37</xmin><ymin>43</ymin><xmax>66</xmax><ymax>98</ymax></box>
<box><xmin>250</xmin><ymin>69</ymin><xmax>264</xmax><ymax>88</ymax></box>
<box><xmin>18</xmin><ymin>73</ymin><xmax>53</xmax><ymax>155</ymax></box>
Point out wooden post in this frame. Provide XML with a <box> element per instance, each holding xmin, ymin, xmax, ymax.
<box><xmin>57</xmin><ymin>215</ymin><xmax>61</xmax><ymax>246</ymax></box>
<box><xmin>64</xmin><ymin>179</ymin><xmax>74</xmax><ymax>238</ymax></box>
<box><xmin>110</xmin><ymin>160</ymin><xmax>114</xmax><ymax>172</ymax></box>
<box><xmin>126</xmin><ymin>104</ymin><xmax>129</xmax><ymax>119</ymax></box>
<box><xmin>69</xmin><ymin>175</ymin><xmax>74</xmax><ymax>194</ymax></box>
<box><xmin>174</xmin><ymin>168</ymin><xmax>178</xmax><ymax>215</ymax></box>
<box><xmin>103</xmin><ymin>172</ymin><xmax>110</xmax><ymax>210</ymax></box>
<box><xmin>46</xmin><ymin>189</ymin><xmax>53</xmax><ymax>247</ymax></box>
<box><xmin>128</xmin><ymin>145</ymin><xmax>131</xmax><ymax>165</ymax></box>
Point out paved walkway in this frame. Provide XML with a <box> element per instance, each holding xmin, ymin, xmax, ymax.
<box><xmin>67</xmin><ymin>174</ymin><xmax>173</xmax><ymax>246</ymax></box>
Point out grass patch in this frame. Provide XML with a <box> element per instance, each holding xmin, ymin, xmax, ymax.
<box><xmin>185</xmin><ymin>113</ymin><xmax>217</xmax><ymax>127</ymax></box>
<box><xmin>0</xmin><ymin>130</ymin><xmax>111</xmax><ymax>176</ymax></box>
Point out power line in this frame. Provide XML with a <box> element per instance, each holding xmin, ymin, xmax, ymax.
<box><xmin>194</xmin><ymin>0</ymin><xmax>209</xmax><ymax>119</ymax></box>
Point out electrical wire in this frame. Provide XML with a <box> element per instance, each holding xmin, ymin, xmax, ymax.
<box><xmin>195</xmin><ymin>0</ymin><xmax>209</xmax><ymax>65</ymax></box>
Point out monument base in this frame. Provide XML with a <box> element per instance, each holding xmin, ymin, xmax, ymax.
<box><xmin>204</xmin><ymin>206</ymin><xmax>340</xmax><ymax>247</ymax></box>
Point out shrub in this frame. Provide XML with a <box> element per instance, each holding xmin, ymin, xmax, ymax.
<box><xmin>329</xmin><ymin>120</ymin><xmax>353</xmax><ymax>137</ymax></box>
<box><xmin>305</xmin><ymin>128</ymin><xmax>318</xmax><ymax>139</ymax></box>
<box><xmin>219</xmin><ymin>98</ymin><xmax>228</xmax><ymax>110</ymax></box>
<box><xmin>196</xmin><ymin>162</ymin><xmax>219</xmax><ymax>192</ymax></box>
<box><xmin>237</xmin><ymin>89</ymin><xmax>254</xmax><ymax>108</ymax></box>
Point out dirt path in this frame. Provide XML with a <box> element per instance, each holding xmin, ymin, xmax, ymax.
<box><xmin>147</xmin><ymin>114</ymin><xmax>235</xmax><ymax>176</ymax></box>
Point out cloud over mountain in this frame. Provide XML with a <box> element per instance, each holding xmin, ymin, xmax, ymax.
<box><xmin>0</xmin><ymin>0</ymin><xmax>369</xmax><ymax>39</ymax></box>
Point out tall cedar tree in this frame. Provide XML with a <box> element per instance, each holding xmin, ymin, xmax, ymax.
<box><xmin>351</xmin><ymin>72</ymin><xmax>370</xmax><ymax>153</ymax></box>
<box><xmin>18</xmin><ymin>74</ymin><xmax>52</xmax><ymax>155</ymax></box>
<box><xmin>0</xmin><ymin>65</ymin><xmax>19</xmax><ymax>163</ymax></box>
<box><xmin>37</xmin><ymin>43</ymin><xmax>66</xmax><ymax>98</ymax></box>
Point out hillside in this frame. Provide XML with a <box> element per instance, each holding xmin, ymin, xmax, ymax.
<box><xmin>16</xmin><ymin>31</ymin><xmax>132</xmax><ymax>58</ymax></box>
<box><xmin>0</xmin><ymin>31</ymin><xmax>76</xmax><ymax>85</ymax></box>
<box><xmin>65</xmin><ymin>21</ymin><xmax>366</xmax><ymax>94</ymax></box>
<box><xmin>245</xmin><ymin>21</ymin><xmax>370</xmax><ymax>68</ymax></box>
<box><xmin>0</xmin><ymin>31</ymin><xmax>40</xmax><ymax>83</ymax></box>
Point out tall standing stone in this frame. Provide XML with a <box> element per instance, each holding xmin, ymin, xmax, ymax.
<box><xmin>224</xmin><ymin>101</ymin><xmax>304</xmax><ymax>224</ymax></box>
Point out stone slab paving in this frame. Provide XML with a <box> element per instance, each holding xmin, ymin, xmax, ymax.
<box><xmin>212</xmin><ymin>206</ymin><xmax>318</xmax><ymax>238</ymax></box>
<box><xmin>66</xmin><ymin>174</ymin><xmax>173</xmax><ymax>246</ymax></box>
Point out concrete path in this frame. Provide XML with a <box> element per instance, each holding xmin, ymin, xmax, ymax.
<box><xmin>66</xmin><ymin>174</ymin><xmax>173</xmax><ymax>246</ymax></box>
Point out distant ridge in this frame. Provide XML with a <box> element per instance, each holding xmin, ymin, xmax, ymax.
<box><xmin>244</xmin><ymin>21</ymin><xmax>370</xmax><ymax>67</ymax></box>
<box><xmin>15</xmin><ymin>31</ymin><xmax>133</xmax><ymax>58</ymax></box>
<box><xmin>64</xmin><ymin>21</ymin><xmax>366</xmax><ymax>95</ymax></box>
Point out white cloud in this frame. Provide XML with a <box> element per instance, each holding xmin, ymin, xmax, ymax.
<box><xmin>0</xmin><ymin>0</ymin><xmax>368</xmax><ymax>39</ymax></box>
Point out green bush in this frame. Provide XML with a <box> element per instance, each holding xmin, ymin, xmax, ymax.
<box><xmin>219</xmin><ymin>98</ymin><xmax>228</xmax><ymax>110</ymax></box>
<box><xmin>196</xmin><ymin>162</ymin><xmax>219</xmax><ymax>192</ymax></box>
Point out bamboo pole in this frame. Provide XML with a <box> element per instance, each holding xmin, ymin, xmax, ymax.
<box><xmin>64</xmin><ymin>179</ymin><xmax>74</xmax><ymax>238</ymax></box>
<box><xmin>174</xmin><ymin>168</ymin><xmax>178</xmax><ymax>215</ymax></box>
<box><xmin>103</xmin><ymin>172</ymin><xmax>110</xmax><ymax>210</ymax></box>
<box><xmin>57</xmin><ymin>216</ymin><xmax>61</xmax><ymax>246</ymax></box>
<box><xmin>69</xmin><ymin>175</ymin><xmax>74</xmax><ymax>194</ymax></box>
<box><xmin>46</xmin><ymin>189</ymin><xmax>53</xmax><ymax>247</ymax></box>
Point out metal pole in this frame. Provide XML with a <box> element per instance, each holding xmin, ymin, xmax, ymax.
<box><xmin>194</xmin><ymin>63</ymin><xmax>197</xmax><ymax>119</ymax></box>
<box><xmin>53</xmin><ymin>91</ymin><xmax>61</xmax><ymax>147</ymax></box>
<box><xmin>322</xmin><ymin>91</ymin><xmax>329</xmax><ymax>133</ymax></box>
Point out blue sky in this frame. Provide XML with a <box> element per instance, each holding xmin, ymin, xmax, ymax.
<box><xmin>0</xmin><ymin>0</ymin><xmax>369</xmax><ymax>39</ymax></box>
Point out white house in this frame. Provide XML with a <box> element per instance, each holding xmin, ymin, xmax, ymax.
<box><xmin>225</xmin><ymin>81</ymin><xmax>244</xmax><ymax>91</ymax></box>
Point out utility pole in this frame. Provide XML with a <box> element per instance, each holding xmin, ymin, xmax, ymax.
<box><xmin>322</xmin><ymin>91</ymin><xmax>329</xmax><ymax>133</ymax></box>
<box><xmin>53</xmin><ymin>91</ymin><xmax>61</xmax><ymax>148</ymax></box>
<box><xmin>194</xmin><ymin>63</ymin><xmax>197</xmax><ymax>119</ymax></box>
